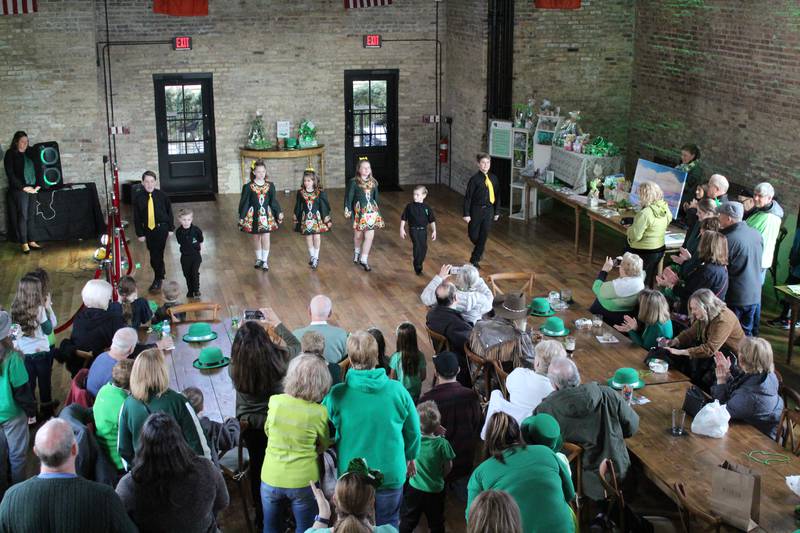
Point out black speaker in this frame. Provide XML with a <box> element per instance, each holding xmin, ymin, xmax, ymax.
<box><xmin>32</xmin><ymin>142</ymin><xmax>62</xmax><ymax>188</ymax></box>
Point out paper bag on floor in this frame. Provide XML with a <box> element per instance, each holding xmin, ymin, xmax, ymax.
<box><xmin>710</xmin><ymin>460</ymin><xmax>760</xmax><ymax>531</ymax></box>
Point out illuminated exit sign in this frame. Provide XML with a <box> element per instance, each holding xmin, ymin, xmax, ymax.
<box><xmin>362</xmin><ymin>34</ymin><xmax>382</xmax><ymax>48</ymax></box>
<box><xmin>172</xmin><ymin>36</ymin><xmax>192</xmax><ymax>51</ymax></box>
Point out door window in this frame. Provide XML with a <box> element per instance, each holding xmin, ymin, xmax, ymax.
<box><xmin>165</xmin><ymin>84</ymin><xmax>205</xmax><ymax>155</ymax></box>
<box><xmin>352</xmin><ymin>80</ymin><xmax>387</xmax><ymax>147</ymax></box>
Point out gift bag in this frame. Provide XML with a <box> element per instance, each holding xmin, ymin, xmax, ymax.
<box><xmin>681</xmin><ymin>385</ymin><xmax>708</xmax><ymax>418</ymax></box>
<box><xmin>690</xmin><ymin>400</ymin><xmax>730</xmax><ymax>438</ymax></box>
<box><xmin>710</xmin><ymin>461</ymin><xmax>760</xmax><ymax>531</ymax></box>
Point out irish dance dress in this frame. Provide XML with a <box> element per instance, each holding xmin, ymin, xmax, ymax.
<box><xmin>238</xmin><ymin>181</ymin><xmax>282</xmax><ymax>234</ymax></box>
<box><xmin>293</xmin><ymin>188</ymin><xmax>332</xmax><ymax>235</ymax></box>
<box><xmin>344</xmin><ymin>177</ymin><xmax>384</xmax><ymax>231</ymax></box>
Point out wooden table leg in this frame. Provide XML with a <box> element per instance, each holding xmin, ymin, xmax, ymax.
<box><xmin>574</xmin><ymin>207</ymin><xmax>580</xmax><ymax>255</ymax></box>
<box><xmin>789</xmin><ymin>302</ymin><xmax>798</xmax><ymax>364</ymax></box>
<box><xmin>588</xmin><ymin>219</ymin><xmax>595</xmax><ymax>265</ymax></box>
<box><xmin>240</xmin><ymin>156</ymin><xmax>246</xmax><ymax>186</ymax></box>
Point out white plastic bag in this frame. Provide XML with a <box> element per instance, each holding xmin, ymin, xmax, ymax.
<box><xmin>691</xmin><ymin>400</ymin><xmax>730</xmax><ymax>438</ymax></box>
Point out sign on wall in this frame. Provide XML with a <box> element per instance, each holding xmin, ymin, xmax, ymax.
<box><xmin>488</xmin><ymin>119</ymin><xmax>513</xmax><ymax>160</ymax></box>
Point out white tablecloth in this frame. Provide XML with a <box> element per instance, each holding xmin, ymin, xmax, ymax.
<box><xmin>549</xmin><ymin>146</ymin><xmax>623</xmax><ymax>194</ymax></box>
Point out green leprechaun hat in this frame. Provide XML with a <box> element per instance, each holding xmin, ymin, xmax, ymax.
<box><xmin>192</xmin><ymin>346</ymin><xmax>230</xmax><ymax>369</ymax></box>
<box><xmin>182</xmin><ymin>322</ymin><xmax>218</xmax><ymax>343</ymax></box>
<box><xmin>607</xmin><ymin>367</ymin><xmax>645</xmax><ymax>390</ymax></box>
<box><xmin>529</xmin><ymin>297</ymin><xmax>555</xmax><ymax>317</ymax></box>
<box><xmin>540</xmin><ymin>316</ymin><xmax>569</xmax><ymax>337</ymax></box>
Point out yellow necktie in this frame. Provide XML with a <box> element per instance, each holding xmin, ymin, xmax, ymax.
<box><xmin>147</xmin><ymin>193</ymin><xmax>156</xmax><ymax>230</ymax></box>
<box><xmin>484</xmin><ymin>174</ymin><xmax>495</xmax><ymax>204</ymax></box>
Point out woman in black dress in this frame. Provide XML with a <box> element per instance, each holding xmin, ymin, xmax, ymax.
<box><xmin>3</xmin><ymin>131</ymin><xmax>41</xmax><ymax>253</ymax></box>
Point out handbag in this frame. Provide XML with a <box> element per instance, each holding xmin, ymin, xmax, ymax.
<box><xmin>681</xmin><ymin>385</ymin><xmax>708</xmax><ymax>418</ymax></box>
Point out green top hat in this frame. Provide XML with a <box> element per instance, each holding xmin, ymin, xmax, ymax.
<box><xmin>192</xmin><ymin>346</ymin><xmax>230</xmax><ymax>369</ymax></box>
<box><xmin>529</xmin><ymin>297</ymin><xmax>555</xmax><ymax>317</ymax></box>
<box><xmin>521</xmin><ymin>414</ymin><xmax>563</xmax><ymax>452</ymax></box>
<box><xmin>182</xmin><ymin>322</ymin><xmax>218</xmax><ymax>343</ymax></box>
<box><xmin>540</xmin><ymin>316</ymin><xmax>569</xmax><ymax>337</ymax></box>
<box><xmin>607</xmin><ymin>367</ymin><xmax>645</xmax><ymax>390</ymax></box>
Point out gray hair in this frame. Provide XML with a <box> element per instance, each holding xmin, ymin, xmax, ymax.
<box><xmin>111</xmin><ymin>327</ymin><xmax>138</xmax><ymax>353</ymax></box>
<box><xmin>688</xmin><ymin>288</ymin><xmax>727</xmax><ymax>324</ymax></box>
<box><xmin>754</xmin><ymin>182</ymin><xmax>774</xmax><ymax>198</ymax></box>
<box><xmin>81</xmin><ymin>279</ymin><xmax>113</xmax><ymax>310</ymax></box>
<box><xmin>309</xmin><ymin>294</ymin><xmax>333</xmax><ymax>319</ymax></box>
<box><xmin>547</xmin><ymin>357</ymin><xmax>581</xmax><ymax>389</ymax></box>
<box><xmin>708</xmin><ymin>174</ymin><xmax>730</xmax><ymax>194</ymax></box>
<box><xmin>455</xmin><ymin>264</ymin><xmax>480</xmax><ymax>291</ymax></box>
<box><xmin>620</xmin><ymin>252</ymin><xmax>644</xmax><ymax>278</ymax></box>
<box><xmin>534</xmin><ymin>340</ymin><xmax>566</xmax><ymax>375</ymax></box>
<box><xmin>34</xmin><ymin>419</ymin><xmax>76</xmax><ymax>468</ymax></box>
<box><xmin>284</xmin><ymin>353</ymin><xmax>332</xmax><ymax>403</ymax></box>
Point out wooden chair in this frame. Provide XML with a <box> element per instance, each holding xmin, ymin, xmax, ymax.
<box><xmin>426</xmin><ymin>327</ymin><xmax>450</xmax><ymax>354</ymax></box>
<box><xmin>338</xmin><ymin>358</ymin><xmax>351</xmax><ymax>381</ymax></box>
<box><xmin>490</xmin><ymin>359</ymin><xmax>509</xmax><ymax>399</ymax></box>
<box><xmin>562</xmin><ymin>442</ymin><xmax>583</xmax><ymax>522</ymax></box>
<box><xmin>672</xmin><ymin>482</ymin><xmax>722</xmax><ymax>533</ymax></box>
<box><xmin>464</xmin><ymin>342</ymin><xmax>492</xmax><ymax>403</ymax></box>
<box><xmin>487</xmin><ymin>272</ymin><xmax>535</xmax><ymax>298</ymax></box>
<box><xmin>219</xmin><ymin>419</ymin><xmax>254</xmax><ymax>533</ymax></box>
<box><xmin>782</xmin><ymin>384</ymin><xmax>800</xmax><ymax>411</ymax></box>
<box><xmin>167</xmin><ymin>302</ymin><xmax>221</xmax><ymax>322</ymax></box>
<box><xmin>598</xmin><ymin>458</ymin><xmax>626</xmax><ymax>531</ymax></box>
<box><xmin>775</xmin><ymin>408</ymin><xmax>800</xmax><ymax>455</ymax></box>
<box><xmin>75</xmin><ymin>349</ymin><xmax>94</xmax><ymax>369</ymax></box>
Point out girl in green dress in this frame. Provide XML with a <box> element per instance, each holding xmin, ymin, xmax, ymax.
<box><xmin>238</xmin><ymin>160</ymin><xmax>283</xmax><ymax>271</ymax></box>
<box><xmin>344</xmin><ymin>159</ymin><xmax>384</xmax><ymax>272</ymax></box>
<box><xmin>293</xmin><ymin>168</ymin><xmax>332</xmax><ymax>270</ymax></box>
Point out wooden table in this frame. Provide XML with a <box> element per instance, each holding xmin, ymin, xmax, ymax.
<box><xmin>627</xmin><ymin>381</ymin><xmax>799</xmax><ymax>532</ymax></box>
<box><xmin>776</xmin><ymin>285</ymin><xmax>800</xmax><ymax>364</ymax></box>
<box><xmin>527</xmin><ymin>179</ymin><xmax>583</xmax><ymax>255</ymax></box>
<box><xmin>239</xmin><ymin>145</ymin><xmax>326</xmax><ymax>186</ymax></box>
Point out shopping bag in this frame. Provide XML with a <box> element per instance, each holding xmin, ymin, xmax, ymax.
<box><xmin>690</xmin><ymin>400</ymin><xmax>730</xmax><ymax>438</ymax></box>
<box><xmin>710</xmin><ymin>460</ymin><xmax>760</xmax><ymax>531</ymax></box>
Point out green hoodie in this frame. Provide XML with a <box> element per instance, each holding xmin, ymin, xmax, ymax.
<box><xmin>323</xmin><ymin>368</ymin><xmax>421</xmax><ymax>489</ymax></box>
<box><xmin>626</xmin><ymin>199</ymin><xmax>673</xmax><ymax>250</ymax></box>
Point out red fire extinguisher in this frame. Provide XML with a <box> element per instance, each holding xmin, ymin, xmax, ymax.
<box><xmin>439</xmin><ymin>136</ymin><xmax>449</xmax><ymax>163</ymax></box>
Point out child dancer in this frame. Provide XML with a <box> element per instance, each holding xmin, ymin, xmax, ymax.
<box><xmin>238</xmin><ymin>160</ymin><xmax>283</xmax><ymax>271</ymax></box>
<box><xmin>175</xmin><ymin>208</ymin><xmax>203</xmax><ymax>297</ymax></box>
<box><xmin>344</xmin><ymin>158</ymin><xmax>384</xmax><ymax>271</ymax></box>
<box><xmin>117</xmin><ymin>276</ymin><xmax>154</xmax><ymax>328</ymax></box>
<box><xmin>400</xmin><ymin>185</ymin><xmax>437</xmax><ymax>275</ymax></box>
<box><xmin>11</xmin><ymin>275</ymin><xmax>57</xmax><ymax>419</ymax></box>
<box><xmin>293</xmin><ymin>167</ymin><xmax>332</xmax><ymax>270</ymax></box>
<box><xmin>389</xmin><ymin>322</ymin><xmax>427</xmax><ymax>403</ymax></box>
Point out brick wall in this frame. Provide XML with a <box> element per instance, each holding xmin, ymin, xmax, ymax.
<box><xmin>513</xmin><ymin>0</ymin><xmax>635</xmax><ymax>151</ymax></box>
<box><xmin>629</xmin><ymin>0</ymin><xmax>800</xmax><ymax>212</ymax></box>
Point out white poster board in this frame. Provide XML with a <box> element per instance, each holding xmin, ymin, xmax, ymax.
<box><xmin>488</xmin><ymin>119</ymin><xmax>513</xmax><ymax>159</ymax></box>
<box><xmin>629</xmin><ymin>158</ymin><xmax>688</xmax><ymax>219</ymax></box>
<box><xmin>276</xmin><ymin>121</ymin><xmax>291</xmax><ymax>139</ymax></box>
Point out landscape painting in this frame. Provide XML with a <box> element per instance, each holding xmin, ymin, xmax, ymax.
<box><xmin>629</xmin><ymin>159</ymin><xmax>688</xmax><ymax>219</ymax></box>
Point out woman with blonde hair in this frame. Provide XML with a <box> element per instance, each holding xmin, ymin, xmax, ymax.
<box><xmin>467</xmin><ymin>490</ymin><xmax>522</xmax><ymax>533</ymax></box>
<box><xmin>308</xmin><ymin>470</ymin><xmax>393</xmax><ymax>532</ymax></box>
<box><xmin>118</xmin><ymin>348</ymin><xmax>209</xmax><ymax>468</ymax></box>
<box><xmin>712</xmin><ymin>337</ymin><xmax>783</xmax><ymax>438</ymax></box>
<box><xmin>614</xmin><ymin>289</ymin><xmax>673</xmax><ymax>349</ymax></box>
<box><xmin>420</xmin><ymin>263</ymin><xmax>493</xmax><ymax>324</ymax></box>
<box><xmin>323</xmin><ymin>330</ymin><xmax>420</xmax><ymax>529</ymax></box>
<box><xmin>627</xmin><ymin>181</ymin><xmax>673</xmax><ymax>285</ymax></box>
<box><xmin>261</xmin><ymin>354</ymin><xmax>332</xmax><ymax>532</ymax></box>
<box><xmin>590</xmin><ymin>252</ymin><xmax>645</xmax><ymax>326</ymax></box>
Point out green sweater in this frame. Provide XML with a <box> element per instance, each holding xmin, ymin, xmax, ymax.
<box><xmin>323</xmin><ymin>368</ymin><xmax>420</xmax><ymax>489</ymax></box>
<box><xmin>745</xmin><ymin>201</ymin><xmax>784</xmax><ymax>269</ymax></box>
<box><xmin>467</xmin><ymin>445</ymin><xmax>575</xmax><ymax>533</ymax></box>
<box><xmin>627</xmin><ymin>200</ymin><xmax>672</xmax><ymax>250</ymax></box>
<box><xmin>93</xmin><ymin>383</ymin><xmax>129</xmax><ymax>470</ymax></box>
<box><xmin>628</xmin><ymin>320</ymin><xmax>673</xmax><ymax>350</ymax></box>
<box><xmin>0</xmin><ymin>475</ymin><xmax>136</xmax><ymax>533</ymax></box>
<box><xmin>592</xmin><ymin>272</ymin><xmax>644</xmax><ymax>312</ymax></box>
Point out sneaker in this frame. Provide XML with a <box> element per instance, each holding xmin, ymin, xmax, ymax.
<box><xmin>311</xmin><ymin>257</ymin><xmax>319</xmax><ymax>270</ymax></box>
<box><xmin>768</xmin><ymin>318</ymin><xmax>791</xmax><ymax>330</ymax></box>
<box><xmin>254</xmin><ymin>260</ymin><xmax>263</xmax><ymax>269</ymax></box>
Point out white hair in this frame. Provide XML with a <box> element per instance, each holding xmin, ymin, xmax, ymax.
<box><xmin>547</xmin><ymin>357</ymin><xmax>581</xmax><ymax>389</ymax></box>
<box><xmin>309</xmin><ymin>294</ymin><xmax>332</xmax><ymax>319</ymax></box>
<box><xmin>620</xmin><ymin>252</ymin><xmax>644</xmax><ymax>278</ymax></box>
<box><xmin>111</xmin><ymin>327</ymin><xmax>138</xmax><ymax>353</ymax></box>
<box><xmin>754</xmin><ymin>182</ymin><xmax>774</xmax><ymax>198</ymax></box>
<box><xmin>534</xmin><ymin>340</ymin><xmax>567</xmax><ymax>374</ymax></box>
<box><xmin>708</xmin><ymin>174</ymin><xmax>729</xmax><ymax>194</ymax></box>
<box><xmin>81</xmin><ymin>279</ymin><xmax>113</xmax><ymax>310</ymax></box>
<box><xmin>456</xmin><ymin>264</ymin><xmax>480</xmax><ymax>291</ymax></box>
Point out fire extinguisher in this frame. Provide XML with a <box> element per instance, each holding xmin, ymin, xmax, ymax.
<box><xmin>439</xmin><ymin>135</ymin><xmax>449</xmax><ymax>163</ymax></box>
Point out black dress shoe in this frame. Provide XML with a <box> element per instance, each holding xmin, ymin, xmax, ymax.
<box><xmin>149</xmin><ymin>280</ymin><xmax>162</xmax><ymax>292</ymax></box>
<box><xmin>254</xmin><ymin>260</ymin><xmax>263</xmax><ymax>269</ymax></box>
<box><xmin>360</xmin><ymin>261</ymin><xmax>371</xmax><ymax>272</ymax></box>
<box><xmin>471</xmin><ymin>262</ymin><xmax>481</xmax><ymax>270</ymax></box>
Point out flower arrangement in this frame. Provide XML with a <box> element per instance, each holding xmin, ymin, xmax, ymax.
<box><xmin>297</xmin><ymin>120</ymin><xmax>318</xmax><ymax>148</ymax></box>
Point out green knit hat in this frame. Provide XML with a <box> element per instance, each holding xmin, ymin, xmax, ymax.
<box><xmin>521</xmin><ymin>413</ymin><xmax>563</xmax><ymax>452</ymax></box>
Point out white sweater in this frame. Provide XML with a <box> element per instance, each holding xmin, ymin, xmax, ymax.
<box><xmin>420</xmin><ymin>275</ymin><xmax>493</xmax><ymax>324</ymax></box>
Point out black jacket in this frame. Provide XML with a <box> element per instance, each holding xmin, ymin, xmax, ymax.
<box><xmin>463</xmin><ymin>171</ymin><xmax>500</xmax><ymax>216</ymax></box>
<box><xmin>720</xmin><ymin>222</ymin><xmax>763</xmax><ymax>306</ymax></box>
<box><xmin>71</xmin><ymin>307</ymin><xmax>125</xmax><ymax>357</ymax></box>
<box><xmin>132</xmin><ymin>189</ymin><xmax>174</xmax><ymax>237</ymax></box>
<box><xmin>675</xmin><ymin>263</ymin><xmax>728</xmax><ymax>314</ymax></box>
<box><xmin>426</xmin><ymin>305</ymin><xmax>473</xmax><ymax>355</ymax></box>
<box><xmin>3</xmin><ymin>147</ymin><xmax>38</xmax><ymax>191</ymax></box>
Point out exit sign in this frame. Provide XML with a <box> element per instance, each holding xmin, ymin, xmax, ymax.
<box><xmin>172</xmin><ymin>36</ymin><xmax>192</xmax><ymax>51</ymax></box>
<box><xmin>363</xmin><ymin>34</ymin><xmax>382</xmax><ymax>48</ymax></box>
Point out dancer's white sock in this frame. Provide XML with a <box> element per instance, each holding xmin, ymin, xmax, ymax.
<box><xmin>360</xmin><ymin>254</ymin><xmax>369</xmax><ymax>263</ymax></box>
<box><xmin>256</xmin><ymin>250</ymin><xmax>263</xmax><ymax>261</ymax></box>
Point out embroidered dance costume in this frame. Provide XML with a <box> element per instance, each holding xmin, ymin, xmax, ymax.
<box><xmin>344</xmin><ymin>177</ymin><xmax>384</xmax><ymax>231</ymax></box>
<box><xmin>238</xmin><ymin>181</ymin><xmax>282</xmax><ymax>234</ymax></box>
<box><xmin>293</xmin><ymin>189</ymin><xmax>332</xmax><ymax>235</ymax></box>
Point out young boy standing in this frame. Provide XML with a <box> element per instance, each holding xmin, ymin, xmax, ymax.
<box><xmin>133</xmin><ymin>171</ymin><xmax>174</xmax><ymax>292</ymax></box>
<box><xmin>399</xmin><ymin>401</ymin><xmax>454</xmax><ymax>533</ymax></box>
<box><xmin>175</xmin><ymin>208</ymin><xmax>203</xmax><ymax>298</ymax></box>
<box><xmin>400</xmin><ymin>185</ymin><xmax>437</xmax><ymax>275</ymax></box>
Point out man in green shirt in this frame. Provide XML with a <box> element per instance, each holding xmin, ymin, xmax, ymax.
<box><xmin>293</xmin><ymin>295</ymin><xmax>349</xmax><ymax>364</ymax></box>
<box><xmin>93</xmin><ymin>360</ymin><xmax>133</xmax><ymax>472</ymax></box>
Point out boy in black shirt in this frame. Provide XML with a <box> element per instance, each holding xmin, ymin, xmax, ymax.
<box><xmin>400</xmin><ymin>185</ymin><xmax>437</xmax><ymax>275</ymax></box>
<box><xmin>175</xmin><ymin>208</ymin><xmax>204</xmax><ymax>298</ymax></box>
<box><xmin>133</xmin><ymin>171</ymin><xmax>174</xmax><ymax>292</ymax></box>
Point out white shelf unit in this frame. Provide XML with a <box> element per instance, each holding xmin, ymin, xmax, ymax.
<box><xmin>532</xmin><ymin>114</ymin><xmax>563</xmax><ymax>173</ymax></box>
<box><xmin>509</xmin><ymin>127</ymin><xmax>532</xmax><ymax>220</ymax></box>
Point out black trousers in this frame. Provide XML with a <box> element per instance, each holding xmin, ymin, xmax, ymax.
<box><xmin>625</xmin><ymin>245</ymin><xmax>665</xmax><ymax>288</ymax></box>
<box><xmin>144</xmin><ymin>224</ymin><xmax>169</xmax><ymax>281</ymax></box>
<box><xmin>409</xmin><ymin>227</ymin><xmax>428</xmax><ymax>272</ymax></box>
<box><xmin>467</xmin><ymin>205</ymin><xmax>494</xmax><ymax>264</ymax></box>
<box><xmin>180</xmin><ymin>253</ymin><xmax>202</xmax><ymax>293</ymax></box>
<box><xmin>399</xmin><ymin>483</ymin><xmax>445</xmax><ymax>533</ymax></box>
<box><xmin>242</xmin><ymin>426</ymin><xmax>267</xmax><ymax>528</ymax></box>
<box><xmin>9</xmin><ymin>189</ymin><xmax>31</xmax><ymax>244</ymax></box>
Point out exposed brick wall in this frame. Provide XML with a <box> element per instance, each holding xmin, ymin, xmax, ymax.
<box><xmin>513</xmin><ymin>0</ymin><xmax>635</xmax><ymax>151</ymax></box>
<box><xmin>629</xmin><ymin>0</ymin><xmax>800</xmax><ymax>212</ymax></box>
<box><xmin>443</xmin><ymin>0</ymin><xmax>488</xmax><ymax>194</ymax></box>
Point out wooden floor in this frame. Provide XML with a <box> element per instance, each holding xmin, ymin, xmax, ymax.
<box><xmin>1</xmin><ymin>183</ymin><xmax>797</xmax><ymax>532</ymax></box>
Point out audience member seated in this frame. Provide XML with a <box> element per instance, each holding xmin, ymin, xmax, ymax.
<box><xmin>116</xmin><ymin>412</ymin><xmax>229</xmax><ymax>533</ymax></box>
<box><xmin>261</xmin><ymin>354</ymin><xmax>332</xmax><ymax>533</ymax></box>
<box><xmin>293</xmin><ymin>294</ymin><xmax>349</xmax><ymax>364</ymax></box>
<box><xmin>118</xmin><ymin>348</ymin><xmax>210</xmax><ymax>468</ymax></box>
<box><xmin>419</xmin><ymin>351</ymin><xmax>481</xmax><ymax>501</ymax></box>
<box><xmin>421</xmin><ymin>264</ymin><xmax>493</xmax><ymax>324</ymax></box>
<box><xmin>115</xmin><ymin>275</ymin><xmax>153</xmax><ymax>328</ymax></box>
<box><xmin>57</xmin><ymin>402</ymin><xmax>118</xmax><ymax>486</ymax></box>
<box><xmin>718</xmin><ymin>201</ymin><xmax>764</xmax><ymax>336</ymax></box>
<box><xmin>229</xmin><ymin>318</ymin><xmax>290</xmax><ymax>530</ymax></box>
<box><xmin>744</xmin><ymin>182</ymin><xmax>784</xmax><ymax>280</ymax></box>
<box><xmin>536</xmin><ymin>357</ymin><xmax>639</xmax><ymax>502</ymax></box>
<box><xmin>0</xmin><ymin>310</ymin><xmax>36</xmax><ymax>484</ymax></box>
<box><xmin>467</xmin><ymin>412</ymin><xmax>575</xmax><ymax>533</ymax></box>
<box><xmin>93</xmin><ymin>359</ymin><xmax>134</xmax><ymax>474</ymax></box>
<box><xmin>86</xmin><ymin>327</ymin><xmax>137</xmax><ymax>398</ymax></box>
<box><xmin>322</xmin><ymin>331</ymin><xmax>421</xmax><ymax>529</ymax></box>
<box><xmin>614</xmin><ymin>290</ymin><xmax>673</xmax><ymax>350</ymax></box>
<box><xmin>664</xmin><ymin>288</ymin><xmax>745</xmax><ymax>390</ymax></box>
<box><xmin>625</xmin><ymin>181</ymin><xmax>673</xmax><ymax>286</ymax></box>
<box><xmin>153</xmin><ymin>280</ymin><xmax>184</xmax><ymax>323</ymax></box>
<box><xmin>64</xmin><ymin>279</ymin><xmax>125</xmax><ymax>374</ymax></box>
<box><xmin>673</xmin><ymin>198</ymin><xmax>717</xmax><ymax>276</ymax></box>
<box><xmin>466</xmin><ymin>490</ymin><xmax>523</xmax><ymax>533</ymax></box>
<box><xmin>367</xmin><ymin>327</ymin><xmax>392</xmax><ymax>375</ymax></box>
<box><xmin>182</xmin><ymin>386</ymin><xmax>240</xmax><ymax>468</ymax></box>
<box><xmin>301</xmin><ymin>330</ymin><xmax>342</xmax><ymax>384</ymax></box>
<box><xmin>307</xmin><ymin>469</ymin><xmax>396</xmax><ymax>532</ymax></box>
<box><xmin>659</xmin><ymin>230</ymin><xmax>728</xmax><ymax>315</ymax></box>
<box><xmin>590</xmin><ymin>252</ymin><xmax>645</xmax><ymax>327</ymax></box>
<box><xmin>712</xmin><ymin>337</ymin><xmax>783</xmax><ymax>438</ymax></box>
<box><xmin>389</xmin><ymin>322</ymin><xmax>427</xmax><ymax>403</ymax></box>
<box><xmin>481</xmin><ymin>340</ymin><xmax>565</xmax><ymax>439</ymax></box>
<box><xmin>426</xmin><ymin>282</ymin><xmax>473</xmax><ymax>386</ymax></box>
<box><xmin>469</xmin><ymin>293</ymin><xmax>534</xmax><ymax>369</ymax></box>
<box><xmin>520</xmin><ymin>413</ymin><xmax>570</xmax><ymax>474</ymax></box>
<box><xmin>0</xmin><ymin>419</ymin><xmax>136</xmax><ymax>533</ymax></box>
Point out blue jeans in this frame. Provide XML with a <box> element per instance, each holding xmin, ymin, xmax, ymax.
<box><xmin>731</xmin><ymin>304</ymin><xmax>760</xmax><ymax>337</ymax></box>
<box><xmin>1</xmin><ymin>414</ymin><xmax>30</xmax><ymax>483</ymax></box>
<box><xmin>260</xmin><ymin>482</ymin><xmax>317</xmax><ymax>533</ymax></box>
<box><xmin>375</xmin><ymin>487</ymin><xmax>403</xmax><ymax>529</ymax></box>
